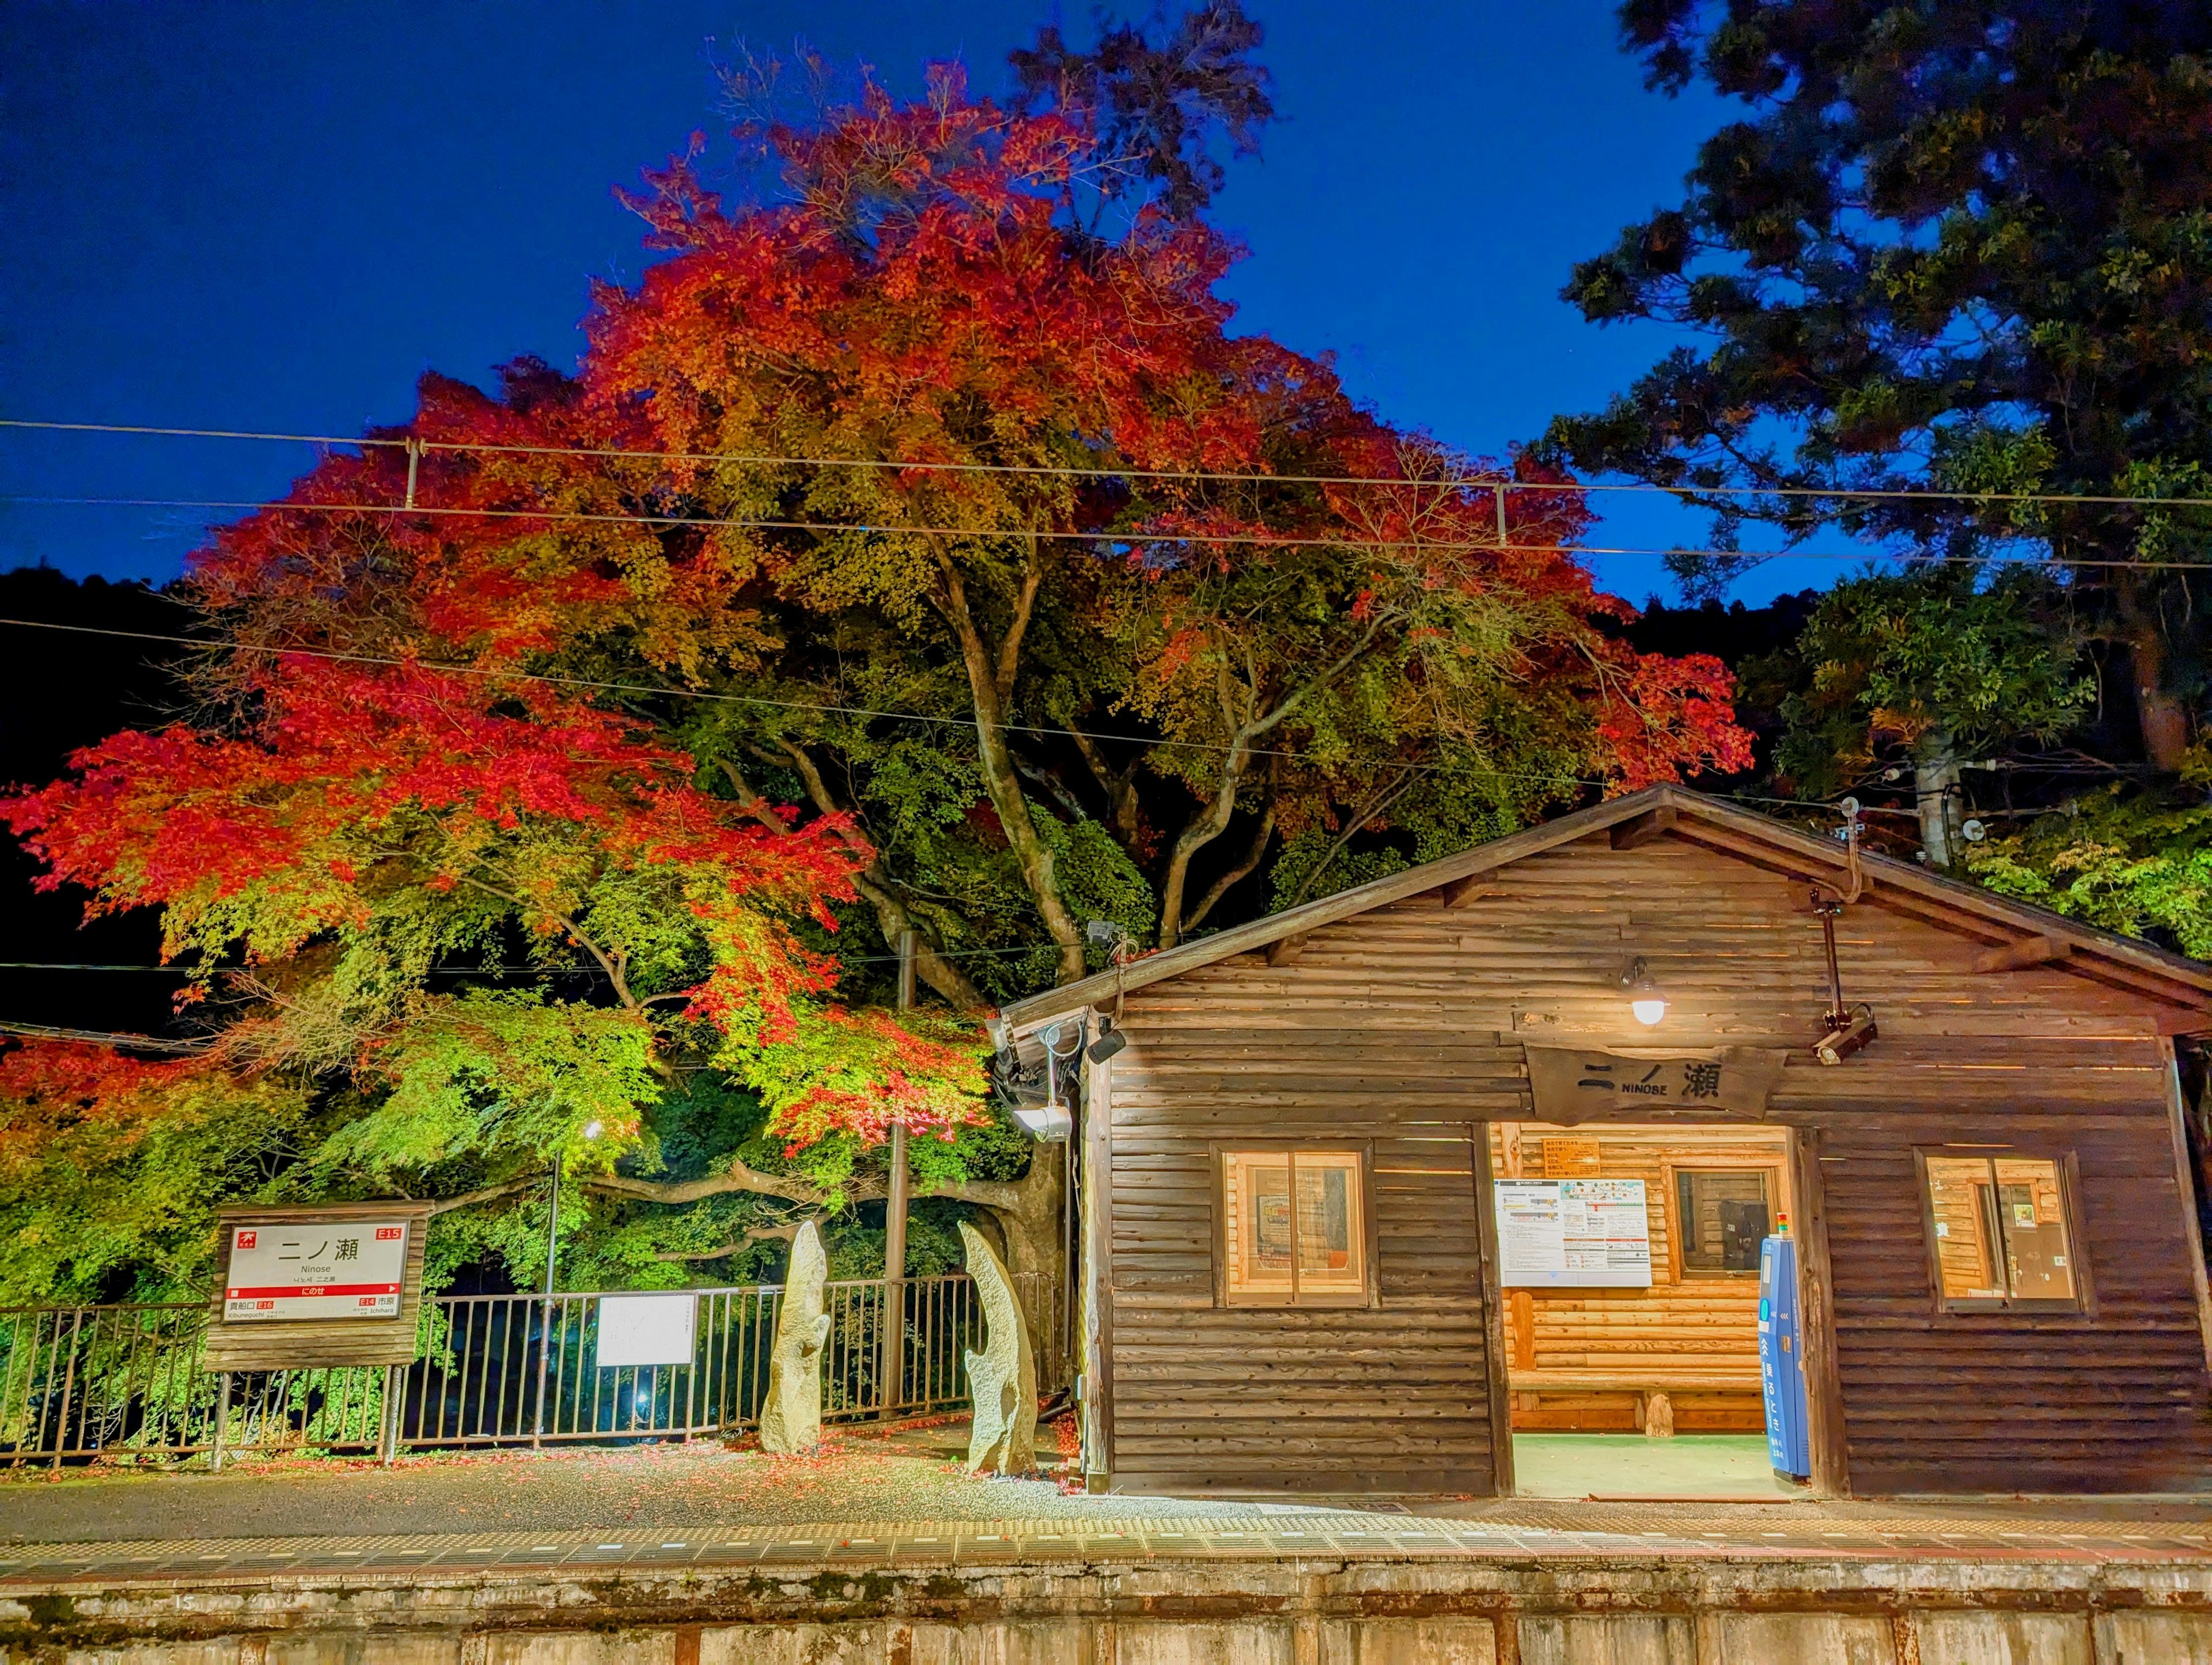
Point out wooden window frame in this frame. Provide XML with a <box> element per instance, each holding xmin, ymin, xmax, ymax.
<box><xmin>1912</xmin><ymin>1145</ymin><xmax>2094</xmax><ymax>1318</ymax></box>
<box><xmin>1209</xmin><ymin>1140</ymin><xmax>1380</xmax><ymax>1311</ymax></box>
<box><xmin>1661</xmin><ymin>1157</ymin><xmax>1786</xmax><ymax>1283</ymax></box>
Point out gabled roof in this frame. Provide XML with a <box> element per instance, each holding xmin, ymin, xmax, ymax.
<box><xmin>997</xmin><ymin>783</ymin><xmax>2212</xmax><ymax>1039</ymax></box>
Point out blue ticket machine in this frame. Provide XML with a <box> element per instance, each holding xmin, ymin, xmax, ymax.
<box><xmin>1759</xmin><ymin>1228</ymin><xmax>1811</xmax><ymax>1482</ymax></box>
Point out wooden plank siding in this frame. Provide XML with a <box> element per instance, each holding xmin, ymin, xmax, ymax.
<box><xmin>1104</xmin><ymin>1032</ymin><xmax>1499</xmax><ymax>1493</ymax></box>
<box><xmin>1099</xmin><ymin>829</ymin><xmax>2212</xmax><ymax>1496</ymax></box>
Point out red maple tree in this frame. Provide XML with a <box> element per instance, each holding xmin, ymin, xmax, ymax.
<box><xmin>2</xmin><ymin>64</ymin><xmax>1748</xmax><ymax>1299</ymax></box>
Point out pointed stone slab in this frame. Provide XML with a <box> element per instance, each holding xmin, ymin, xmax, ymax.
<box><xmin>758</xmin><ymin>1219</ymin><xmax>831</xmax><ymax>1454</ymax></box>
<box><xmin>960</xmin><ymin>1220</ymin><xmax>1037</xmax><ymax>1476</ymax></box>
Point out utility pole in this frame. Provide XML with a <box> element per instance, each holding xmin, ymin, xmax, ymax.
<box><xmin>880</xmin><ymin>927</ymin><xmax>915</xmax><ymax>1418</ymax></box>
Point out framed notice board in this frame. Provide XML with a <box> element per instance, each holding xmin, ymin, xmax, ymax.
<box><xmin>1494</xmin><ymin>1178</ymin><xmax>1653</xmax><ymax>1288</ymax></box>
<box><xmin>201</xmin><ymin>1202</ymin><xmax>433</xmax><ymax>1371</ymax></box>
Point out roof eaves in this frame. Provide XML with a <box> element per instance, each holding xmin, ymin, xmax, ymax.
<box><xmin>1671</xmin><ymin>794</ymin><xmax>2212</xmax><ymax>996</ymax></box>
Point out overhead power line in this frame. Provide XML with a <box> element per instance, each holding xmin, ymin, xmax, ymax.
<box><xmin>7</xmin><ymin>492</ymin><xmax>2210</xmax><ymax>571</ymax></box>
<box><xmin>0</xmin><ymin>613</ymin><xmax>2139</xmax><ymax>802</ymax></box>
<box><xmin>0</xmin><ymin>943</ymin><xmax>1073</xmax><ymax>975</ymax></box>
<box><xmin>0</xmin><ymin>615</ymin><xmax>1628</xmax><ymax>792</ymax></box>
<box><xmin>0</xmin><ymin>1020</ymin><xmax>207</xmax><ymax>1053</ymax></box>
<box><xmin>9</xmin><ymin>415</ymin><xmax>2212</xmax><ymax>511</ymax></box>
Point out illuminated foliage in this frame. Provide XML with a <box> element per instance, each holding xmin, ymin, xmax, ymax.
<box><xmin>1</xmin><ymin>46</ymin><xmax>1747</xmax><ymax>1294</ymax></box>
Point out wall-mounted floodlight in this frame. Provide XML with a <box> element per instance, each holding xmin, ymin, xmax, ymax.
<box><xmin>1012</xmin><ymin>1102</ymin><xmax>1074</xmax><ymax>1140</ymax></box>
<box><xmin>1012</xmin><ymin>1020</ymin><xmax>1080</xmax><ymax>1141</ymax></box>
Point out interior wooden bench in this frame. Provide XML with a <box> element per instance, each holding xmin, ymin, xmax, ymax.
<box><xmin>1506</xmin><ymin>1368</ymin><xmax>1766</xmax><ymax>1435</ymax></box>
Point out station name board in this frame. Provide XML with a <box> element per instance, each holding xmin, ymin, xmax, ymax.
<box><xmin>222</xmin><ymin>1220</ymin><xmax>409</xmax><ymax>1322</ymax></box>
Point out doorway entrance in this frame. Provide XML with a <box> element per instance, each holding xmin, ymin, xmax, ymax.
<box><xmin>1487</xmin><ymin>1120</ymin><xmax>1805</xmax><ymax>1499</ymax></box>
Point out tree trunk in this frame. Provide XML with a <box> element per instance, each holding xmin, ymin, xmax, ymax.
<box><xmin>2126</xmin><ymin>619</ymin><xmax>2192</xmax><ymax>773</ymax></box>
<box><xmin>948</xmin><ymin>1152</ymin><xmax>1068</xmax><ymax>1387</ymax></box>
<box><xmin>931</xmin><ymin>545</ymin><xmax>1087</xmax><ymax>984</ymax></box>
<box><xmin>1158</xmin><ymin>740</ymin><xmax>1253</xmax><ymax>950</ymax></box>
<box><xmin>1915</xmin><ymin>731</ymin><xmax>1961</xmax><ymax>870</ymax></box>
<box><xmin>584</xmin><ymin>1144</ymin><xmax>1070</xmax><ymax>1386</ymax></box>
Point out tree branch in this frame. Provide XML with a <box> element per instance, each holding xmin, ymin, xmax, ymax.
<box><xmin>652</xmin><ymin>1221</ymin><xmax>805</xmax><ymax>1262</ymax></box>
<box><xmin>924</xmin><ymin>529</ymin><xmax>1086</xmax><ymax>983</ymax></box>
<box><xmin>586</xmin><ymin>1159</ymin><xmax>855</xmax><ymax>1208</ymax></box>
<box><xmin>441</xmin><ymin>864</ymin><xmax>641</xmax><ymax>1011</ymax></box>
<box><xmin>425</xmin><ymin>1176</ymin><xmax>543</xmax><ymax>1216</ymax></box>
<box><xmin>995</xmin><ymin>543</ymin><xmax>1046</xmax><ymax>707</ymax></box>
<box><xmin>584</xmin><ymin>1159</ymin><xmax>1041</xmax><ymax>1219</ymax></box>
<box><xmin>1286</xmin><ymin>768</ymin><xmax>1419</xmax><ymax>910</ymax></box>
<box><xmin>1180</xmin><ymin>789</ymin><xmax>1277</xmax><ymax>936</ymax></box>
<box><xmin>1013</xmin><ymin>749</ymin><xmax>1090</xmax><ymax>824</ymax></box>
<box><xmin>728</xmin><ymin>752</ymin><xmax>988</xmax><ymax>1010</ymax></box>
<box><xmin>1154</xmin><ymin>615</ymin><xmax>1397</xmax><ymax>947</ymax></box>
<box><xmin>1066</xmin><ymin>723</ymin><xmax>1144</xmax><ymax>849</ymax></box>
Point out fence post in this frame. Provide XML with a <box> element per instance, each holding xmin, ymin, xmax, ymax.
<box><xmin>48</xmin><ymin>1309</ymin><xmax>88</xmax><ymax>1471</ymax></box>
<box><xmin>210</xmin><ymin>1370</ymin><xmax>232</xmax><ymax>1473</ymax></box>
<box><xmin>378</xmin><ymin>1363</ymin><xmax>400</xmax><ymax>1465</ymax></box>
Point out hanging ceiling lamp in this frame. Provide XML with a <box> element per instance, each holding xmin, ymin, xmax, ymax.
<box><xmin>1620</xmin><ymin>956</ymin><xmax>1667</xmax><ymax>1027</ymax></box>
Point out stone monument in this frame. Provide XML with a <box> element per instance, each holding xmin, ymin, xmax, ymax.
<box><xmin>757</xmin><ymin>1219</ymin><xmax>831</xmax><ymax>1454</ymax></box>
<box><xmin>959</xmin><ymin>1220</ymin><xmax>1036</xmax><ymax>1476</ymax></box>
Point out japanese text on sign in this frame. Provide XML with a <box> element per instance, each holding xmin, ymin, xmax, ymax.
<box><xmin>223</xmin><ymin>1222</ymin><xmax>407</xmax><ymax>1321</ymax></box>
<box><xmin>1523</xmin><ymin>1045</ymin><xmax>1786</xmax><ymax>1122</ymax></box>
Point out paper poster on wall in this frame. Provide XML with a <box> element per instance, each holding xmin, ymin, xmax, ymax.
<box><xmin>1495</xmin><ymin>1178</ymin><xmax>1653</xmax><ymax>1287</ymax></box>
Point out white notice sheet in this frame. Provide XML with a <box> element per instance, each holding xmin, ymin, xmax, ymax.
<box><xmin>1495</xmin><ymin>1178</ymin><xmax>1652</xmax><ymax>1288</ymax></box>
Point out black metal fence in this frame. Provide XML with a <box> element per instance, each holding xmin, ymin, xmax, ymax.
<box><xmin>0</xmin><ymin>1272</ymin><xmax>1052</xmax><ymax>1467</ymax></box>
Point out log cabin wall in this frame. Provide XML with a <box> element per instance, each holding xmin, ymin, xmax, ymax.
<box><xmin>1099</xmin><ymin>826</ymin><xmax>2212</xmax><ymax>1496</ymax></box>
<box><xmin>1100</xmin><ymin>1025</ymin><xmax>1516</xmax><ymax>1495</ymax></box>
<box><xmin>1489</xmin><ymin>1122</ymin><xmax>1788</xmax><ymax>1433</ymax></box>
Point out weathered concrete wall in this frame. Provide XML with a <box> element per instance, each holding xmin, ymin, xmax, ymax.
<box><xmin>9</xmin><ymin>1557</ymin><xmax>2212</xmax><ymax>1665</ymax></box>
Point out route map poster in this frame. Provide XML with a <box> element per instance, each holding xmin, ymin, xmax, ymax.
<box><xmin>1494</xmin><ymin>1178</ymin><xmax>1653</xmax><ymax>1288</ymax></box>
<box><xmin>222</xmin><ymin>1221</ymin><xmax>408</xmax><ymax>1321</ymax></box>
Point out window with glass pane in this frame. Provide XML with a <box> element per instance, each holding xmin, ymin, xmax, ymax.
<box><xmin>1675</xmin><ymin>1169</ymin><xmax>1772</xmax><ymax>1276</ymax></box>
<box><xmin>1220</xmin><ymin>1148</ymin><xmax>1368</xmax><ymax>1306</ymax></box>
<box><xmin>1921</xmin><ymin>1152</ymin><xmax>2081</xmax><ymax>1311</ymax></box>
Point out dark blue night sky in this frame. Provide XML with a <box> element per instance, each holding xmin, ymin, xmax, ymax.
<box><xmin>2</xmin><ymin>1</ymin><xmax>1833</xmax><ymax>605</ymax></box>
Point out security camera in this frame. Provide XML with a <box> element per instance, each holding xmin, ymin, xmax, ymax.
<box><xmin>1815</xmin><ymin>1005</ymin><xmax>1878</xmax><ymax>1066</ymax></box>
<box><xmin>1086</xmin><ymin>1019</ymin><xmax>1128</xmax><ymax>1064</ymax></box>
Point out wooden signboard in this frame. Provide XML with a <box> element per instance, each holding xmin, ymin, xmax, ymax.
<box><xmin>1524</xmin><ymin>1045</ymin><xmax>1787</xmax><ymax>1124</ymax></box>
<box><xmin>201</xmin><ymin>1202</ymin><xmax>432</xmax><ymax>1371</ymax></box>
<box><xmin>1540</xmin><ymin>1137</ymin><xmax>1601</xmax><ymax>1178</ymax></box>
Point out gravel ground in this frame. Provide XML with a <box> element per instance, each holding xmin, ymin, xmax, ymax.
<box><xmin>0</xmin><ymin>1419</ymin><xmax>1262</xmax><ymax>1545</ymax></box>
<box><xmin>8</xmin><ymin>1419</ymin><xmax>2212</xmax><ymax>1548</ymax></box>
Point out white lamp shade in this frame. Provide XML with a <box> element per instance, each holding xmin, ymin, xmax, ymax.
<box><xmin>1013</xmin><ymin>1102</ymin><xmax>1073</xmax><ymax>1141</ymax></box>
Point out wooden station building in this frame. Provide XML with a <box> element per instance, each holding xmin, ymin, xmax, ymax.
<box><xmin>998</xmin><ymin>785</ymin><xmax>2212</xmax><ymax>1499</ymax></box>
